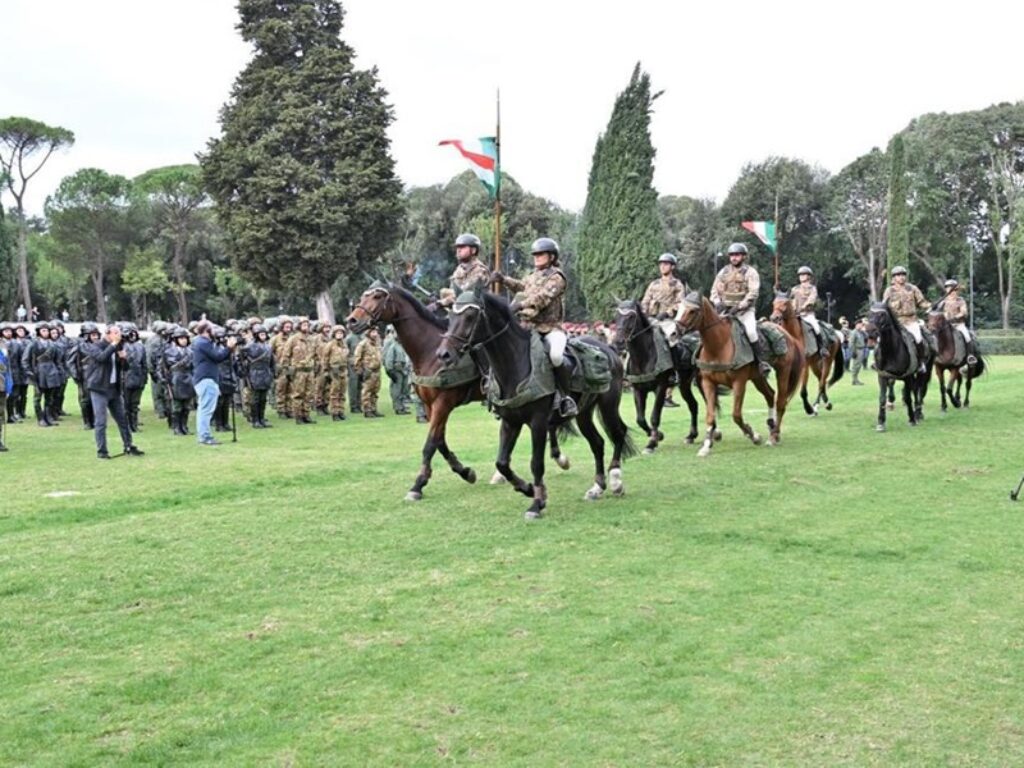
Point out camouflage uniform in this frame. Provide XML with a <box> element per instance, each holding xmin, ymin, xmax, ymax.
<box><xmin>439</xmin><ymin>258</ymin><xmax>491</xmax><ymax>307</ymax></box>
<box><xmin>791</xmin><ymin>282</ymin><xmax>821</xmax><ymax>335</ymax></box>
<box><xmin>504</xmin><ymin>268</ymin><xmax>567</xmax><ymax>335</ymax></box>
<box><xmin>281</xmin><ymin>326</ymin><xmax>316</xmax><ymax>422</ymax></box>
<box><xmin>641</xmin><ymin>275</ymin><xmax>687</xmax><ymax>342</ymax></box>
<box><xmin>354</xmin><ymin>333</ymin><xmax>383</xmax><ymax>416</ymax></box>
<box><xmin>882</xmin><ymin>281</ymin><xmax>931</xmax><ymax>343</ymax></box>
<box><xmin>383</xmin><ymin>333</ymin><xmax>412</xmax><ymax>414</ymax></box>
<box><xmin>345</xmin><ymin>330</ymin><xmax>363</xmax><ymax>414</ymax></box>
<box><xmin>943</xmin><ymin>293</ymin><xmax>973</xmax><ymax>344</ymax></box>
<box><xmin>710</xmin><ymin>263</ymin><xmax>761</xmax><ymax>343</ymax></box>
<box><xmin>313</xmin><ymin>325</ymin><xmax>332</xmax><ymax>414</ymax></box>
<box><xmin>270</xmin><ymin>326</ymin><xmax>292</xmax><ymax>417</ymax></box>
<box><xmin>323</xmin><ymin>329</ymin><xmax>349</xmax><ymax>419</ymax></box>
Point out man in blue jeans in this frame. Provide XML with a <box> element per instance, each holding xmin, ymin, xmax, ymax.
<box><xmin>192</xmin><ymin>320</ymin><xmax>237</xmax><ymax>446</ymax></box>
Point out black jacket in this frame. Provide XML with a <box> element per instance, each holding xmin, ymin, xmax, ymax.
<box><xmin>82</xmin><ymin>340</ymin><xmax>123</xmax><ymax>393</ymax></box>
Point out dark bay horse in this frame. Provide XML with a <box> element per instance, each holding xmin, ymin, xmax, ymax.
<box><xmin>677</xmin><ymin>296</ymin><xmax>804</xmax><ymax>456</ymax></box>
<box><xmin>927</xmin><ymin>312</ymin><xmax>985</xmax><ymax>411</ymax></box>
<box><xmin>863</xmin><ymin>303</ymin><xmax>934</xmax><ymax>431</ymax></box>
<box><xmin>770</xmin><ymin>294</ymin><xmax>844</xmax><ymax>416</ymax></box>
<box><xmin>346</xmin><ymin>283</ymin><xmax>487</xmax><ymax>501</ymax></box>
<box><xmin>612</xmin><ymin>300</ymin><xmax>701</xmax><ymax>452</ymax></box>
<box><xmin>436</xmin><ymin>292</ymin><xmax>635</xmax><ymax>519</ymax></box>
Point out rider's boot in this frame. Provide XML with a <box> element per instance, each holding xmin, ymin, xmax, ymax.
<box><xmin>553</xmin><ymin>361</ymin><xmax>578</xmax><ymax>419</ymax></box>
<box><xmin>752</xmin><ymin>337</ymin><xmax>773</xmax><ymax>376</ymax></box>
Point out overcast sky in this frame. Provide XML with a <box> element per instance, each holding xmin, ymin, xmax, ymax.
<box><xmin>3</xmin><ymin>0</ymin><xmax>1022</xmax><ymax>219</ymax></box>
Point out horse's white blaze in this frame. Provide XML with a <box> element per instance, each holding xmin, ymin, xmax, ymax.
<box><xmin>489</xmin><ymin>471</ymin><xmax>507</xmax><ymax>485</ymax></box>
<box><xmin>584</xmin><ymin>483</ymin><xmax>604</xmax><ymax>501</ymax></box>
<box><xmin>609</xmin><ymin>468</ymin><xmax>624</xmax><ymax>495</ymax></box>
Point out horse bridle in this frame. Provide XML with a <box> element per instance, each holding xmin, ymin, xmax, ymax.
<box><xmin>351</xmin><ymin>287</ymin><xmax>396</xmax><ymax>328</ymax></box>
<box><xmin>442</xmin><ymin>301</ymin><xmax>511</xmax><ymax>355</ymax></box>
<box><xmin>615</xmin><ymin>307</ymin><xmax>655</xmax><ymax>343</ymax></box>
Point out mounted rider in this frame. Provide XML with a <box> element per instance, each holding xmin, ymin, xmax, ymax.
<box><xmin>790</xmin><ymin>265</ymin><xmax>826</xmax><ymax>354</ymax></box>
<box><xmin>882</xmin><ymin>265</ymin><xmax>931</xmax><ymax>372</ymax></box>
<box><xmin>641</xmin><ymin>253</ymin><xmax>687</xmax><ymax>343</ymax></box>
<box><xmin>707</xmin><ymin>242</ymin><xmax>771</xmax><ymax>374</ymax></box>
<box><xmin>438</xmin><ymin>233</ymin><xmax>492</xmax><ymax>310</ymax></box>
<box><xmin>491</xmin><ymin>237</ymin><xmax>578</xmax><ymax>418</ymax></box>
<box><xmin>937</xmin><ymin>278</ymin><xmax>979</xmax><ymax>366</ymax></box>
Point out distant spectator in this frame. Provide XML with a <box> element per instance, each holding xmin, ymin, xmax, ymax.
<box><xmin>16</xmin><ymin>304</ymin><xmax>27</xmax><ymax>322</ymax></box>
<box><xmin>30</xmin><ymin>306</ymin><xmax>39</xmax><ymax>322</ymax></box>
<box><xmin>61</xmin><ymin>308</ymin><xmax>70</xmax><ymax>323</ymax></box>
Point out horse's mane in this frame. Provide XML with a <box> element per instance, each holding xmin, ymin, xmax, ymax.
<box><xmin>483</xmin><ymin>292</ymin><xmax>531</xmax><ymax>341</ymax></box>
<box><xmin>393</xmin><ymin>285</ymin><xmax>448</xmax><ymax>331</ymax></box>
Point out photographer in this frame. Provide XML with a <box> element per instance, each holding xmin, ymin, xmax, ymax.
<box><xmin>192</xmin><ymin>320</ymin><xmax>236</xmax><ymax>446</ymax></box>
<box><xmin>82</xmin><ymin>324</ymin><xmax>144</xmax><ymax>459</ymax></box>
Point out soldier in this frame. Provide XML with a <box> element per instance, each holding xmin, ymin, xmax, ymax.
<box><xmin>437</xmin><ymin>233</ymin><xmax>492</xmax><ymax>309</ymax></box>
<box><xmin>641</xmin><ymin>253</ymin><xmax>688</xmax><ymax>342</ymax></box>
<box><xmin>146</xmin><ymin>321</ymin><xmax>170</xmax><ymax>421</ymax></box>
<box><xmin>849</xmin><ymin>319</ymin><xmax>867</xmax><ymax>385</ymax></box>
<box><xmin>22</xmin><ymin>322</ymin><xmax>64</xmax><ymax>427</ymax></box>
<box><xmin>7</xmin><ymin>324</ymin><xmax>28</xmax><ymax>421</ymax></box>
<box><xmin>492</xmin><ymin>237</ymin><xmax>578</xmax><ymax>417</ymax></box>
<box><xmin>240</xmin><ymin>324</ymin><xmax>276</xmax><ymax>428</ymax></box>
<box><xmin>938</xmin><ymin>278</ymin><xmax>979</xmax><ymax>365</ymax></box>
<box><xmin>281</xmin><ymin>317</ymin><xmax>317</xmax><ymax>424</ymax></box>
<box><xmin>66</xmin><ymin>323</ymin><xmax>95</xmax><ymax>430</ymax></box>
<box><xmin>790</xmin><ymin>265</ymin><xmax>826</xmax><ymax>353</ymax></box>
<box><xmin>121</xmin><ymin>323</ymin><xmax>147</xmax><ymax>433</ymax></box>
<box><xmin>270</xmin><ymin>316</ymin><xmax>294</xmax><ymax>418</ymax></box>
<box><xmin>382</xmin><ymin>327</ymin><xmax>412</xmax><ymax>415</ymax></box>
<box><xmin>51</xmin><ymin>320</ymin><xmax>70</xmax><ymax>417</ymax></box>
<box><xmin>163</xmin><ymin>326</ymin><xmax>195</xmax><ymax>435</ymax></box>
<box><xmin>708</xmin><ymin>242</ymin><xmax>771</xmax><ymax>375</ymax></box>
<box><xmin>345</xmin><ymin>328</ymin><xmax>363</xmax><ymax>414</ymax></box>
<box><xmin>212</xmin><ymin>326</ymin><xmax>239</xmax><ymax>433</ymax></box>
<box><xmin>354</xmin><ymin>327</ymin><xmax>383</xmax><ymax>417</ymax></box>
<box><xmin>313</xmin><ymin>319</ymin><xmax>333</xmax><ymax>416</ymax></box>
<box><xmin>323</xmin><ymin>325</ymin><xmax>349</xmax><ymax>421</ymax></box>
<box><xmin>882</xmin><ymin>265</ymin><xmax>932</xmax><ymax>372</ymax></box>
<box><xmin>0</xmin><ymin>323</ymin><xmax>14</xmax><ymax>425</ymax></box>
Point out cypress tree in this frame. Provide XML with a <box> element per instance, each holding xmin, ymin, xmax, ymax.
<box><xmin>887</xmin><ymin>134</ymin><xmax>909</xmax><ymax>275</ymax></box>
<box><xmin>576</xmin><ymin>64</ymin><xmax>665</xmax><ymax>315</ymax></box>
<box><xmin>202</xmin><ymin>0</ymin><xmax>403</xmax><ymax>307</ymax></box>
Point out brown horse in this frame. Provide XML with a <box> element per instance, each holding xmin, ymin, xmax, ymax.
<box><xmin>770</xmin><ymin>293</ymin><xmax>844</xmax><ymax>416</ymax></box>
<box><xmin>677</xmin><ymin>295</ymin><xmax>804</xmax><ymax>456</ymax></box>
<box><xmin>346</xmin><ymin>283</ymin><xmax>487</xmax><ymax>501</ymax></box>
<box><xmin>927</xmin><ymin>311</ymin><xmax>985</xmax><ymax>411</ymax></box>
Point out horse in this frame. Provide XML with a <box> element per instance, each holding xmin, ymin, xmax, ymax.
<box><xmin>436</xmin><ymin>291</ymin><xmax>635</xmax><ymax>519</ymax></box>
<box><xmin>769</xmin><ymin>294</ymin><xmax>844</xmax><ymax>416</ymax></box>
<box><xmin>926</xmin><ymin>312</ymin><xmax>985</xmax><ymax>411</ymax></box>
<box><xmin>346</xmin><ymin>283</ymin><xmax>490</xmax><ymax>501</ymax></box>
<box><xmin>863</xmin><ymin>303</ymin><xmax>934</xmax><ymax>431</ymax></box>
<box><xmin>677</xmin><ymin>295</ymin><xmax>804</xmax><ymax>456</ymax></box>
<box><xmin>611</xmin><ymin>300</ymin><xmax>701</xmax><ymax>452</ymax></box>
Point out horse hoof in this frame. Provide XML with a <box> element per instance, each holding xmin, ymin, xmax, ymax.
<box><xmin>490</xmin><ymin>471</ymin><xmax>507</xmax><ymax>485</ymax></box>
<box><xmin>697</xmin><ymin>445</ymin><xmax>711</xmax><ymax>458</ymax></box>
<box><xmin>656</xmin><ymin>431</ymin><xmax>665</xmax><ymax>441</ymax></box>
<box><xmin>909</xmin><ymin>420</ymin><xmax>917</xmax><ymax>427</ymax></box>
<box><xmin>405</xmin><ymin>491</ymin><xmax>422</xmax><ymax>502</ymax></box>
<box><xmin>524</xmin><ymin>509</ymin><xmax>543</xmax><ymax>520</ymax></box>
<box><xmin>825</xmin><ymin>403</ymin><xmax>833</xmax><ymax>411</ymax></box>
<box><xmin>609</xmin><ymin>468</ymin><xmax>624</xmax><ymax>496</ymax></box>
<box><xmin>684</xmin><ymin>436</ymin><xmax>696</xmax><ymax>445</ymax></box>
<box><xmin>886</xmin><ymin>403</ymin><xmax>895</xmax><ymax>411</ymax></box>
<box><xmin>584</xmin><ymin>484</ymin><xmax>604</xmax><ymax>501</ymax></box>
<box><xmin>751</xmin><ymin>433</ymin><xmax>763</xmax><ymax>446</ymax></box>
<box><xmin>810</xmin><ymin>409</ymin><xmax>818</xmax><ymax>418</ymax></box>
<box><xmin>556</xmin><ymin>454</ymin><xmax>571</xmax><ymax>470</ymax></box>
<box><xmin>642</xmin><ymin>447</ymin><xmax>655</xmax><ymax>455</ymax></box>
<box><xmin>713</xmin><ymin>430</ymin><xmax>722</xmax><ymax>442</ymax></box>
<box><xmin>876</xmin><ymin>424</ymin><xmax>886</xmax><ymax>432</ymax></box>
<box><xmin>463</xmin><ymin>468</ymin><xmax>477</xmax><ymax>484</ymax></box>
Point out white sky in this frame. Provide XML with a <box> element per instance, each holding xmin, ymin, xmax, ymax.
<box><xmin>3</xmin><ymin>0</ymin><xmax>1022</xmax><ymax>218</ymax></box>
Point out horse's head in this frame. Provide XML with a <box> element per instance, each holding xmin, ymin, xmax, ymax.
<box><xmin>863</xmin><ymin>302</ymin><xmax>891</xmax><ymax>346</ymax></box>
<box><xmin>436</xmin><ymin>289</ymin><xmax>485</xmax><ymax>367</ymax></box>
<box><xmin>770</xmin><ymin>292</ymin><xmax>794</xmax><ymax>324</ymax></box>
<box><xmin>612</xmin><ymin>299</ymin><xmax>645</xmax><ymax>352</ymax></box>
<box><xmin>926</xmin><ymin>310</ymin><xmax>948</xmax><ymax>333</ymax></box>
<box><xmin>346</xmin><ymin>281</ymin><xmax>396</xmax><ymax>333</ymax></box>
<box><xmin>676</xmin><ymin>291</ymin><xmax>706</xmax><ymax>332</ymax></box>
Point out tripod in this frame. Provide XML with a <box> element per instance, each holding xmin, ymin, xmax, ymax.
<box><xmin>1011</xmin><ymin>474</ymin><xmax>1024</xmax><ymax>501</ymax></box>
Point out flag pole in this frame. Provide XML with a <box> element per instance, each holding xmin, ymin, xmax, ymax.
<box><xmin>493</xmin><ymin>88</ymin><xmax>502</xmax><ymax>292</ymax></box>
<box><xmin>773</xmin><ymin>189</ymin><xmax>780</xmax><ymax>292</ymax></box>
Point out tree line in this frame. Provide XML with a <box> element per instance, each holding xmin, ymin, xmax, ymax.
<box><xmin>2</xmin><ymin>3</ymin><xmax>1022</xmax><ymax>329</ymax></box>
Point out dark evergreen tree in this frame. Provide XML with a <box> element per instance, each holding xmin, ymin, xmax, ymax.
<box><xmin>887</xmin><ymin>134</ymin><xmax>909</xmax><ymax>277</ymax></box>
<box><xmin>201</xmin><ymin>0</ymin><xmax>403</xmax><ymax>322</ymax></box>
<box><xmin>576</xmin><ymin>64</ymin><xmax>665</xmax><ymax>315</ymax></box>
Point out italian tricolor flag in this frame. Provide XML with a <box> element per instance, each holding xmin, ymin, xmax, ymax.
<box><xmin>439</xmin><ymin>137</ymin><xmax>500</xmax><ymax>199</ymax></box>
<box><xmin>741</xmin><ymin>221</ymin><xmax>777</xmax><ymax>252</ymax></box>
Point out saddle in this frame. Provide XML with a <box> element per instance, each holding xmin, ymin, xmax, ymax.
<box><xmin>624</xmin><ymin>325</ymin><xmax>675</xmax><ymax>385</ymax></box>
<box><xmin>412</xmin><ymin>348</ymin><xmax>481</xmax><ymax>389</ymax></box>
<box><xmin>799</xmin><ymin>319</ymin><xmax>838</xmax><ymax>358</ymax></box>
<box><xmin>694</xmin><ymin>320</ymin><xmax>787</xmax><ymax>372</ymax></box>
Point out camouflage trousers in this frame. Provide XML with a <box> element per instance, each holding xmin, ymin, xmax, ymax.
<box><xmin>348</xmin><ymin>364</ymin><xmax>362</xmax><ymax>413</ymax></box>
<box><xmin>290</xmin><ymin>370</ymin><xmax>314</xmax><ymax>419</ymax></box>
<box><xmin>360</xmin><ymin>369</ymin><xmax>381</xmax><ymax>413</ymax></box>
<box><xmin>275</xmin><ymin>371</ymin><xmax>291</xmax><ymax>416</ymax></box>
<box><xmin>328</xmin><ymin>372</ymin><xmax>348</xmax><ymax>415</ymax></box>
<box><xmin>315</xmin><ymin>372</ymin><xmax>331</xmax><ymax>409</ymax></box>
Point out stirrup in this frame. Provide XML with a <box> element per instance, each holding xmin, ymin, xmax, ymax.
<box><xmin>966</xmin><ymin>354</ymin><xmax>978</xmax><ymax>365</ymax></box>
<box><xmin>555</xmin><ymin>393</ymin><xmax>578</xmax><ymax>418</ymax></box>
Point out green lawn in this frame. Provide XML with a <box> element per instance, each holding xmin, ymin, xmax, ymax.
<box><xmin>2</xmin><ymin>359</ymin><xmax>1023</xmax><ymax>766</ymax></box>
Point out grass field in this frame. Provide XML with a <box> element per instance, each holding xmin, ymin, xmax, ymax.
<box><xmin>3</xmin><ymin>358</ymin><xmax>1023</xmax><ymax>766</ymax></box>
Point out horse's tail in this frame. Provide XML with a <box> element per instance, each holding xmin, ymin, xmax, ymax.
<box><xmin>828</xmin><ymin>341</ymin><xmax>844</xmax><ymax>385</ymax></box>
<box><xmin>974</xmin><ymin>352</ymin><xmax>987</xmax><ymax>377</ymax></box>
<box><xmin>556</xmin><ymin>418</ymin><xmax>580</xmax><ymax>443</ymax></box>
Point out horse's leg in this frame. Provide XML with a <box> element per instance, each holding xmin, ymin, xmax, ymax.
<box><xmin>406</xmin><ymin>395</ymin><xmax>445</xmax><ymax>501</ymax></box>
<box><xmin>525</xmin><ymin>411</ymin><xmax>549</xmax><ymax>519</ymax></box>
<box><xmin>963</xmin><ymin>371</ymin><xmax>972</xmax><ymax>408</ymax></box>
<box><xmin>800</xmin><ymin>360</ymin><xmax>814</xmax><ymax>415</ymax></box>
<box><xmin>548</xmin><ymin>424</ymin><xmax>570</xmax><ymax>470</ymax></box>
<box><xmin>643</xmin><ymin>383</ymin><xmax>667</xmax><ymax>454</ymax></box>
<box><xmin>819</xmin><ymin>358</ymin><xmax>833</xmax><ymax>410</ymax></box>
<box><xmin>751</xmin><ymin>373</ymin><xmax>778</xmax><ymax>445</ymax></box>
<box><xmin>495</xmin><ymin>417</ymin><xmax>534</xmax><ymax>498</ymax></box>
<box><xmin>904</xmin><ymin>380</ymin><xmax>917</xmax><ymax>425</ymax></box>
<box><xmin>937</xmin><ymin>367</ymin><xmax>948</xmax><ymax>412</ymax></box>
<box><xmin>680</xmin><ymin>372</ymin><xmax>700</xmax><ymax>444</ymax></box>
<box><xmin>427</xmin><ymin>394</ymin><xmax>476</xmax><ymax>485</ymax></box>
<box><xmin>577</xmin><ymin>403</ymin><xmax>607</xmax><ymax>500</ymax></box>
<box><xmin>633</xmin><ymin>385</ymin><xmax>650</xmax><ymax>438</ymax></box>
<box><xmin>876</xmin><ymin>376</ymin><xmax>888</xmax><ymax>432</ymax></box>
<box><xmin>732</xmin><ymin>376</ymin><xmax>762</xmax><ymax>446</ymax></box>
<box><xmin>949</xmin><ymin>369</ymin><xmax>963</xmax><ymax>409</ymax></box>
<box><xmin>887</xmin><ymin>380</ymin><xmax>896</xmax><ymax>410</ymax></box>
<box><xmin>697</xmin><ymin>376</ymin><xmax>719</xmax><ymax>457</ymax></box>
